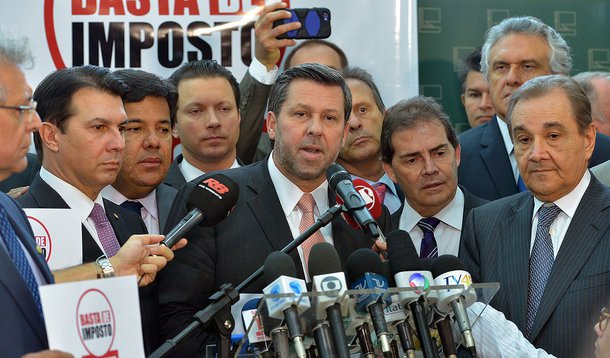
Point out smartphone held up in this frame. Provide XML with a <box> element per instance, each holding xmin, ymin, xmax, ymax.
<box><xmin>273</xmin><ymin>8</ymin><xmax>332</xmax><ymax>39</ymax></box>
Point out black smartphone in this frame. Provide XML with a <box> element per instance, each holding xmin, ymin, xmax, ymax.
<box><xmin>273</xmin><ymin>8</ymin><xmax>331</xmax><ymax>39</ymax></box>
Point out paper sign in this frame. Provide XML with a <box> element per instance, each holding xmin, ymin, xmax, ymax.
<box><xmin>24</xmin><ymin>208</ymin><xmax>82</xmax><ymax>270</ymax></box>
<box><xmin>40</xmin><ymin>276</ymin><xmax>145</xmax><ymax>358</ymax></box>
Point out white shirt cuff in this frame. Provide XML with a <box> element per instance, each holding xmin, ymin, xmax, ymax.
<box><xmin>249</xmin><ymin>56</ymin><xmax>279</xmax><ymax>85</ymax></box>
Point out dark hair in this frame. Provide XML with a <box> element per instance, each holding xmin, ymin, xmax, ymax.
<box><xmin>33</xmin><ymin>65</ymin><xmax>128</xmax><ymax>159</ymax></box>
<box><xmin>507</xmin><ymin>74</ymin><xmax>592</xmax><ymax>135</ymax></box>
<box><xmin>111</xmin><ymin>69</ymin><xmax>177</xmax><ymax>127</ymax></box>
<box><xmin>459</xmin><ymin>48</ymin><xmax>482</xmax><ymax>92</ymax></box>
<box><xmin>284</xmin><ymin>39</ymin><xmax>348</xmax><ymax>70</ymax></box>
<box><xmin>342</xmin><ymin>66</ymin><xmax>385</xmax><ymax>112</ymax></box>
<box><xmin>268</xmin><ymin>63</ymin><xmax>352</xmax><ymax>122</ymax></box>
<box><xmin>169</xmin><ymin>60</ymin><xmax>240</xmax><ymax>115</ymax></box>
<box><xmin>381</xmin><ymin>96</ymin><xmax>458</xmax><ymax>163</ymax></box>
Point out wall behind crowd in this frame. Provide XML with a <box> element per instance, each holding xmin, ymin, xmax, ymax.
<box><xmin>418</xmin><ymin>0</ymin><xmax>610</xmax><ymax>132</ymax></box>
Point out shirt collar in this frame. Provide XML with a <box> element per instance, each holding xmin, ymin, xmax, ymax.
<box><xmin>180</xmin><ymin>157</ymin><xmax>241</xmax><ymax>182</ymax></box>
<box><xmin>496</xmin><ymin>115</ymin><xmax>514</xmax><ymax>157</ymax></box>
<box><xmin>532</xmin><ymin>170</ymin><xmax>591</xmax><ymax>219</ymax></box>
<box><xmin>400</xmin><ymin>187</ymin><xmax>464</xmax><ymax>231</ymax></box>
<box><xmin>39</xmin><ymin>167</ymin><xmax>105</xmax><ymax>220</ymax></box>
<box><xmin>267</xmin><ymin>152</ymin><xmax>329</xmax><ymax>216</ymax></box>
<box><xmin>101</xmin><ymin>185</ymin><xmax>159</xmax><ymax>220</ymax></box>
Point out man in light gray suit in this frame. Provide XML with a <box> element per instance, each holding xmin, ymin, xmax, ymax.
<box><xmin>101</xmin><ymin>69</ymin><xmax>177</xmax><ymax>234</ymax></box>
<box><xmin>460</xmin><ymin>75</ymin><xmax>610</xmax><ymax>357</ymax></box>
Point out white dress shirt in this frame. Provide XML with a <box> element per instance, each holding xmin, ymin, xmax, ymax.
<box><xmin>248</xmin><ymin>56</ymin><xmax>280</xmax><ymax>85</ymax></box>
<box><xmin>179</xmin><ymin>157</ymin><xmax>241</xmax><ymax>183</ymax></box>
<box><xmin>101</xmin><ymin>185</ymin><xmax>159</xmax><ymax>234</ymax></box>
<box><xmin>397</xmin><ymin>187</ymin><xmax>464</xmax><ymax>256</ymax></box>
<box><xmin>39</xmin><ymin>167</ymin><xmax>110</xmax><ymax>257</ymax></box>
<box><xmin>267</xmin><ymin>153</ymin><xmax>333</xmax><ymax>281</ymax></box>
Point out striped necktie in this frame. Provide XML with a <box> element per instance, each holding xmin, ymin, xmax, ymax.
<box><xmin>417</xmin><ymin>217</ymin><xmax>441</xmax><ymax>258</ymax></box>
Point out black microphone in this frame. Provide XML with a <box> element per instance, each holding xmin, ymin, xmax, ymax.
<box><xmin>431</xmin><ymin>255</ymin><xmax>478</xmax><ymax>358</ymax></box>
<box><xmin>161</xmin><ymin>173</ymin><xmax>239</xmax><ymax>247</ymax></box>
<box><xmin>347</xmin><ymin>249</ymin><xmax>393</xmax><ymax>357</ymax></box>
<box><xmin>326</xmin><ymin>164</ymin><xmax>383</xmax><ymax>241</ymax></box>
<box><xmin>308</xmin><ymin>243</ymin><xmax>349</xmax><ymax>358</ymax></box>
<box><xmin>387</xmin><ymin>230</ymin><xmax>439</xmax><ymax>358</ymax></box>
<box><xmin>262</xmin><ymin>252</ymin><xmax>310</xmax><ymax>358</ymax></box>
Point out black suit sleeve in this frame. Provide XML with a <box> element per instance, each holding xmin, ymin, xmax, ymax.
<box><xmin>458</xmin><ymin>208</ymin><xmax>482</xmax><ymax>284</ymax></box>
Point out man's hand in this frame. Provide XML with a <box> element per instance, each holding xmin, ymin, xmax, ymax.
<box><xmin>22</xmin><ymin>350</ymin><xmax>74</xmax><ymax>358</ymax></box>
<box><xmin>372</xmin><ymin>239</ymin><xmax>388</xmax><ymax>261</ymax></box>
<box><xmin>110</xmin><ymin>234</ymin><xmax>187</xmax><ymax>287</ymax></box>
<box><xmin>7</xmin><ymin>186</ymin><xmax>29</xmax><ymax>199</ymax></box>
<box><xmin>254</xmin><ymin>2</ymin><xmax>301</xmax><ymax>70</ymax></box>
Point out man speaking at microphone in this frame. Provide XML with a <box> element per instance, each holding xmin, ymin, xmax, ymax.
<box><xmin>158</xmin><ymin>63</ymin><xmax>390</xmax><ymax>356</ymax></box>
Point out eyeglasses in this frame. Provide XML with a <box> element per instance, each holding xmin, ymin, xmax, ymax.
<box><xmin>0</xmin><ymin>100</ymin><xmax>38</xmax><ymax>123</ymax></box>
<box><xmin>600</xmin><ymin>307</ymin><xmax>610</xmax><ymax>331</ymax></box>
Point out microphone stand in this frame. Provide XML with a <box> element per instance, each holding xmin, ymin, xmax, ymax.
<box><xmin>148</xmin><ymin>204</ymin><xmax>345</xmax><ymax>358</ymax></box>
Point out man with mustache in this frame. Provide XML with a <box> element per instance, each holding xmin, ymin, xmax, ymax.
<box><xmin>164</xmin><ymin>60</ymin><xmax>242</xmax><ymax>189</ymax></box>
<box><xmin>336</xmin><ymin>67</ymin><xmax>403</xmax><ymax>214</ymax></box>
<box><xmin>157</xmin><ymin>63</ymin><xmax>390</xmax><ymax>356</ymax></box>
<box><xmin>381</xmin><ymin>96</ymin><xmax>486</xmax><ymax>257</ymax></box>
<box><xmin>101</xmin><ymin>69</ymin><xmax>177</xmax><ymax>235</ymax></box>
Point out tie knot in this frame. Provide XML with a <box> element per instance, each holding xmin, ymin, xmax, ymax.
<box><xmin>538</xmin><ymin>204</ymin><xmax>562</xmax><ymax>228</ymax></box>
<box><xmin>417</xmin><ymin>217</ymin><xmax>441</xmax><ymax>234</ymax></box>
<box><xmin>297</xmin><ymin>193</ymin><xmax>317</xmax><ymax>214</ymax></box>
<box><xmin>120</xmin><ymin>200</ymin><xmax>143</xmax><ymax>215</ymax></box>
<box><xmin>89</xmin><ymin>203</ymin><xmax>106</xmax><ymax>222</ymax></box>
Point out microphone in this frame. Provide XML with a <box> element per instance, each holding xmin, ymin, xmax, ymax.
<box><xmin>431</xmin><ymin>255</ymin><xmax>478</xmax><ymax>357</ymax></box>
<box><xmin>327</xmin><ymin>164</ymin><xmax>384</xmax><ymax>242</ymax></box>
<box><xmin>347</xmin><ymin>248</ymin><xmax>393</xmax><ymax>357</ymax></box>
<box><xmin>262</xmin><ymin>252</ymin><xmax>311</xmax><ymax>358</ymax></box>
<box><xmin>161</xmin><ymin>173</ymin><xmax>239</xmax><ymax>247</ymax></box>
<box><xmin>387</xmin><ymin>230</ymin><xmax>439</xmax><ymax>358</ymax></box>
<box><xmin>308</xmin><ymin>243</ymin><xmax>349</xmax><ymax>358</ymax></box>
<box><xmin>336</xmin><ymin>178</ymin><xmax>383</xmax><ymax>229</ymax></box>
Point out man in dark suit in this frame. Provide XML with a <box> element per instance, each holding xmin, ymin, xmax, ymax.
<box><xmin>458</xmin><ymin>16</ymin><xmax>610</xmax><ymax>201</ymax></box>
<box><xmin>158</xmin><ymin>63</ymin><xmax>389</xmax><ymax>356</ymax></box>
<box><xmin>338</xmin><ymin>67</ymin><xmax>403</xmax><ymax>214</ymax></box>
<box><xmin>164</xmin><ymin>60</ymin><xmax>243</xmax><ymax>189</ymax></box>
<box><xmin>460</xmin><ymin>75</ymin><xmax>610</xmax><ymax>357</ymax></box>
<box><xmin>101</xmin><ymin>69</ymin><xmax>177</xmax><ymax>235</ymax></box>
<box><xmin>17</xmin><ymin>65</ymin><xmax>184</xmax><ymax>355</ymax></box>
<box><xmin>380</xmin><ymin>96</ymin><xmax>487</xmax><ymax>257</ymax></box>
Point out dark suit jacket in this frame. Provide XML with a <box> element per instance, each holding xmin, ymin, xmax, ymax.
<box><xmin>164</xmin><ymin>154</ymin><xmax>187</xmax><ymax>190</ymax></box>
<box><xmin>0</xmin><ymin>153</ymin><xmax>41</xmax><ymax>193</ymax></box>
<box><xmin>237</xmin><ymin>70</ymin><xmax>271</xmax><ymax>165</ymax></box>
<box><xmin>157</xmin><ymin>158</ymin><xmax>391</xmax><ymax>357</ymax></box>
<box><xmin>390</xmin><ymin>186</ymin><xmax>487</xmax><ymax>252</ymax></box>
<box><xmin>458</xmin><ymin>116</ymin><xmax>610</xmax><ymax>201</ymax></box>
<box><xmin>0</xmin><ymin>193</ymin><xmax>54</xmax><ymax>357</ymax></box>
<box><xmin>155</xmin><ymin>183</ymin><xmax>177</xmax><ymax>234</ymax></box>
<box><xmin>459</xmin><ymin>175</ymin><xmax>610</xmax><ymax>357</ymax></box>
<box><xmin>17</xmin><ymin>174</ymin><xmax>159</xmax><ymax>355</ymax></box>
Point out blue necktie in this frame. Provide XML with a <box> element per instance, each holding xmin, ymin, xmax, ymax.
<box><xmin>417</xmin><ymin>217</ymin><xmax>441</xmax><ymax>258</ymax></box>
<box><xmin>0</xmin><ymin>205</ymin><xmax>43</xmax><ymax>319</ymax></box>
<box><xmin>120</xmin><ymin>200</ymin><xmax>143</xmax><ymax>217</ymax></box>
<box><xmin>517</xmin><ymin>174</ymin><xmax>528</xmax><ymax>192</ymax></box>
<box><xmin>526</xmin><ymin>203</ymin><xmax>562</xmax><ymax>338</ymax></box>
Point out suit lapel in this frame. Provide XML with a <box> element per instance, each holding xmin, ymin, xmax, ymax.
<box><xmin>500</xmin><ymin>193</ymin><xmax>533</xmax><ymax>332</ymax></box>
<box><xmin>480</xmin><ymin>117</ymin><xmax>518</xmax><ymax>198</ymax></box>
<box><xmin>156</xmin><ymin>184</ymin><xmax>177</xmax><ymax>234</ymax></box>
<box><xmin>530</xmin><ymin>179</ymin><xmax>610</xmax><ymax>339</ymax></box>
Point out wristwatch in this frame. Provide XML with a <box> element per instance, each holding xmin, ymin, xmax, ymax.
<box><xmin>96</xmin><ymin>255</ymin><xmax>115</xmax><ymax>279</ymax></box>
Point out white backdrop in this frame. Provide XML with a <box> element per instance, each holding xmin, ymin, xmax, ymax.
<box><xmin>1</xmin><ymin>0</ymin><xmax>418</xmax><ymax>108</ymax></box>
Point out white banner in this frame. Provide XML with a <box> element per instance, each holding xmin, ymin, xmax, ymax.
<box><xmin>1</xmin><ymin>0</ymin><xmax>418</xmax><ymax>108</ymax></box>
<box><xmin>40</xmin><ymin>276</ymin><xmax>145</xmax><ymax>358</ymax></box>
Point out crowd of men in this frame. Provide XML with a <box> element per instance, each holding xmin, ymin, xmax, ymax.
<box><xmin>1</xmin><ymin>3</ymin><xmax>610</xmax><ymax>357</ymax></box>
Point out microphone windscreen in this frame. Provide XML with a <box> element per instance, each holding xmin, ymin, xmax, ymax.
<box><xmin>351</xmin><ymin>178</ymin><xmax>383</xmax><ymax>219</ymax></box>
<box><xmin>308</xmin><ymin>243</ymin><xmax>342</xmax><ymax>277</ymax></box>
<box><xmin>187</xmin><ymin>173</ymin><xmax>239</xmax><ymax>226</ymax></box>
<box><xmin>381</xmin><ymin>260</ymin><xmax>396</xmax><ymax>287</ymax></box>
<box><xmin>346</xmin><ymin>248</ymin><xmax>384</xmax><ymax>283</ymax></box>
<box><xmin>326</xmin><ymin>163</ymin><xmax>351</xmax><ymax>189</ymax></box>
<box><xmin>387</xmin><ymin>230</ymin><xmax>421</xmax><ymax>274</ymax></box>
<box><xmin>431</xmin><ymin>255</ymin><xmax>466</xmax><ymax>278</ymax></box>
<box><xmin>263</xmin><ymin>251</ymin><xmax>297</xmax><ymax>284</ymax></box>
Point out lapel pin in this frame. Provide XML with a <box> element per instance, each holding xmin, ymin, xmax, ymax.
<box><xmin>113</xmin><ymin>213</ymin><xmax>119</xmax><ymax>219</ymax></box>
<box><xmin>36</xmin><ymin>245</ymin><xmax>43</xmax><ymax>254</ymax></box>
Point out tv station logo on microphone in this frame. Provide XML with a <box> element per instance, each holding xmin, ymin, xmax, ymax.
<box><xmin>354</xmin><ymin>184</ymin><xmax>376</xmax><ymax>210</ymax></box>
<box><xmin>28</xmin><ymin>215</ymin><xmax>53</xmax><ymax>261</ymax></box>
<box><xmin>408</xmin><ymin>273</ymin><xmax>430</xmax><ymax>295</ymax></box>
<box><xmin>320</xmin><ymin>276</ymin><xmax>343</xmax><ymax>297</ymax></box>
<box><xmin>76</xmin><ymin>289</ymin><xmax>117</xmax><ymax>358</ymax></box>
